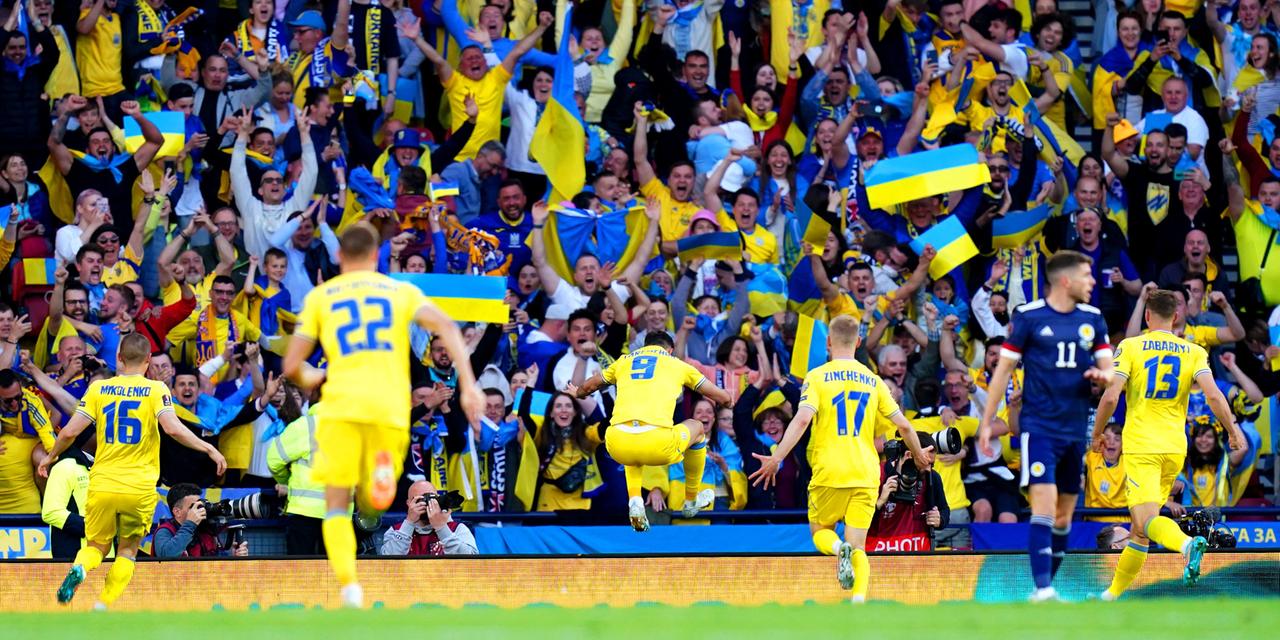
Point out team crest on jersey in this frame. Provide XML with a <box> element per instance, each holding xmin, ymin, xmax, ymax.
<box><xmin>162</xmin><ymin>394</ymin><xmax>172</xmax><ymax>407</ymax></box>
<box><xmin>1030</xmin><ymin>462</ymin><xmax>1046</xmax><ymax>477</ymax></box>
<box><xmin>1077</xmin><ymin>324</ymin><xmax>1095</xmax><ymax>350</ymax></box>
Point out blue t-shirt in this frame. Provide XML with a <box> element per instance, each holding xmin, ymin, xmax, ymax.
<box><xmin>1002</xmin><ymin>299</ymin><xmax>1111</xmax><ymax>440</ymax></box>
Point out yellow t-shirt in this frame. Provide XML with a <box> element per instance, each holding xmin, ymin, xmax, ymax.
<box><xmin>602</xmin><ymin>345</ymin><xmax>707</xmax><ymax>428</ymax></box>
<box><xmin>740</xmin><ymin>225</ymin><xmax>779</xmax><ymax>264</ymax></box>
<box><xmin>640</xmin><ymin>177</ymin><xmax>700</xmax><ymax>241</ymax></box>
<box><xmin>76</xmin><ymin>375</ymin><xmax>173</xmax><ymax>494</ymax></box>
<box><xmin>1113</xmin><ymin>331</ymin><xmax>1211</xmax><ymax>455</ymax></box>
<box><xmin>163</xmin><ymin>273</ymin><xmax>215</xmax><ymax>312</ymax></box>
<box><xmin>167</xmin><ymin>309</ymin><xmax>263</xmax><ymax>380</ymax></box>
<box><xmin>76</xmin><ymin>9</ymin><xmax>125</xmax><ymax>97</ymax></box>
<box><xmin>102</xmin><ymin>245</ymin><xmax>142</xmax><ymax>287</ymax></box>
<box><xmin>295</xmin><ymin>270</ymin><xmax>430</xmax><ymax>428</ymax></box>
<box><xmin>1083</xmin><ymin>449</ymin><xmax>1127</xmax><ymax>518</ymax></box>
<box><xmin>1234</xmin><ymin>203</ymin><xmax>1280</xmax><ymax>306</ymax></box>
<box><xmin>442</xmin><ymin>66</ymin><xmax>512</xmax><ymax>161</ymax></box>
<box><xmin>46</xmin><ymin>26</ymin><xmax>80</xmax><ymax>101</ymax></box>
<box><xmin>798</xmin><ymin>358</ymin><xmax>901</xmax><ymax>489</ymax></box>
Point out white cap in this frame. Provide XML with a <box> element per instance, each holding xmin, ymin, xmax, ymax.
<box><xmin>544</xmin><ymin>304</ymin><xmax>572</xmax><ymax>321</ymax></box>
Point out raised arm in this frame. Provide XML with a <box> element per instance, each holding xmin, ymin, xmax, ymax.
<box><xmin>1207</xmin><ymin>291</ymin><xmax>1246</xmax><ymax>344</ymax></box>
<box><xmin>401</xmin><ymin>18</ymin><xmax>452</xmax><ymax>82</ymax></box>
<box><xmin>501</xmin><ymin>12</ymin><xmax>552</xmax><ymax>75</ymax></box>
<box><xmin>331</xmin><ymin>0</ymin><xmax>352</xmax><ymax>52</ymax></box>
<box><xmin>620</xmin><ymin>200</ymin><xmax>662</xmax><ymax>284</ymax></box>
<box><xmin>632</xmin><ymin>102</ymin><xmax>657</xmax><ymax>186</ymax></box>
<box><xmin>1101</xmin><ymin>111</ymin><xmax>1130</xmax><ymax>179</ymax></box>
<box><xmin>415</xmin><ymin>300</ymin><xmax>484</xmax><ymax>425</ymax></box>
<box><xmin>121</xmin><ymin>101</ymin><xmax>164</xmax><ymax>170</ymax></box>
<box><xmin>1219</xmin><ymin>352</ymin><xmax>1264</xmax><ymax>404</ymax></box>
<box><xmin>529</xmin><ymin>201</ymin><xmax>565</xmax><ymax>297</ymax></box>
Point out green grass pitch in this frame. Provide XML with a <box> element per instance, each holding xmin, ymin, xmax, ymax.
<box><xmin>2</xmin><ymin>597</ymin><xmax>1275</xmax><ymax>640</ymax></box>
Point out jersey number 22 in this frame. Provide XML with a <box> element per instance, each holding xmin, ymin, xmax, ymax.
<box><xmin>333</xmin><ymin>297</ymin><xmax>393</xmax><ymax>356</ymax></box>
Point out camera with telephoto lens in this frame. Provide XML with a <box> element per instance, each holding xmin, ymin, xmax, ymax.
<box><xmin>416</xmin><ymin>490</ymin><xmax>465</xmax><ymax>512</ymax></box>
<box><xmin>883</xmin><ymin>428</ymin><xmax>961</xmax><ymax>503</ymax></box>
<box><xmin>1176</xmin><ymin>506</ymin><xmax>1237</xmax><ymax>549</ymax></box>
<box><xmin>199</xmin><ymin>491</ymin><xmax>283</xmax><ymax>528</ymax></box>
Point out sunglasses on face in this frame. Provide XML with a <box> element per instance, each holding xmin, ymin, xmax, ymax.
<box><xmin>98</xmin><ymin>235</ymin><xmax>120</xmax><ymax>243</ymax></box>
<box><xmin>989</xmin><ymin>165</ymin><xmax>1011</xmax><ymax>174</ymax></box>
<box><xmin>261</xmin><ymin>176</ymin><xmax>284</xmax><ymax>185</ymax></box>
<box><xmin>0</xmin><ymin>394</ymin><xmax>21</xmax><ymax>407</ymax></box>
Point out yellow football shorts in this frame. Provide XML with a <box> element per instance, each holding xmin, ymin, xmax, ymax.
<box><xmin>605</xmin><ymin>422</ymin><xmax>692</xmax><ymax>466</ymax></box>
<box><xmin>1123</xmin><ymin>453</ymin><xmax>1184</xmax><ymax>508</ymax></box>
<box><xmin>84</xmin><ymin>490</ymin><xmax>158</xmax><ymax>545</ymax></box>
<box><xmin>312</xmin><ymin>419</ymin><xmax>410</xmax><ymax>489</ymax></box>
<box><xmin>808</xmin><ymin>486</ymin><xmax>877</xmax><ymax>530</ymax></box>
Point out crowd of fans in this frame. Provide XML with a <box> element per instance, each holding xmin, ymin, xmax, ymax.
<box><xmin>0</xmin><ymin>0</ymin><xmax>1276</xmax><ymax>557</ymax></box>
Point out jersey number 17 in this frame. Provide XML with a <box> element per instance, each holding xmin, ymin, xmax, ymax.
<box><xmin>832</xmin><ymin>390</ymin><xmax>869</xmax><ymax>436</ymax></box>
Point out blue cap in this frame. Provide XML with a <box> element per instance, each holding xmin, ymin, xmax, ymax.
<box><xmin>289</xmin><ymin>10</ymin><xmax>326</xmax><ymax>31</ymax></box>
<box><xmin>391</xmin><ymin>129</ymin><xmax>424</xmax><ymax>150</ymax></box>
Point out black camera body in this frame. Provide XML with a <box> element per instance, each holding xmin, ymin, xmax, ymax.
<box><xmin>417</xmin><ymin>490</ymin><xmax>465</xmax><ymax>512</ymax></box>
<box><xmin>883</xmin><ymin>427</ymin><xmax>962</xmax><ymax>503</ymax></box>
<box><xmin>198</xmin><ymin>491</ymin><xmax>283</xmax><ymax>528</ymax></box>
<box><xmin>1176</xmin><ymin>506</ymin><xmax>1237</xmax><ymax>549</ymax></box>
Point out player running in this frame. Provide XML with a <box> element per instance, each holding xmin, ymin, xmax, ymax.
<box><xmin>749</xmin><ymin>315</ymin><xmax>932</xmax><ymax>602</ymax></box>
<box><xmin>567</xmin><ymin>332</ymin><xmax>732</xmax><ymax>532</ymax></box>
<box><xmin>284</xmin><ymin>222</ymin><xmax>484</xmax><ymax>608</ymax></box>
<box><xmin>979</xmin><ymin>250</ymin><xmax>1113</xmax><ymax>602</ymax></box>
<box><xmin>1092</xmin><ymin>289</ymin><xmax>1245</xmax><ymax>597</ymax></box>
<box><xmin>38</xmin><ymin>333</ymin><xmax>227</xmax><ymax>608</ymax></box>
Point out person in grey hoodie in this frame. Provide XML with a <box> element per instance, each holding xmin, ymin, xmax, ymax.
<box><xmin>379</xmin><ymin>481</ymin><xmax>478</xmax><ymax>556</ymax></box>
<box><xmin>230</xmin><ymin>107</ymin><xmax>317</xmax><ymax>258</ymax></box>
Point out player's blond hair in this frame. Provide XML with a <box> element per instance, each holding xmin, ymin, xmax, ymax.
<box><xmin>119</xmin><ymin>333</ymin><xmax>152</xmax><ymax>366</ymax></box>
<box><xmin>829</xmin><ymin>315</ymin><xmax>861</xmax><ymax>348</ymax></box>
<box><xmin>339</xmin><ymin>222</ymin><xmax>380</xmax><ymax>261</ymax></box>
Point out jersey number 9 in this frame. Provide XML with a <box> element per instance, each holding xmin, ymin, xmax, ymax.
<box><xmin>102</xmin><ymin>400</ymin><xmax>143</xmax><ymax>445</ymax></box>
<box><xmin>832</xmin><ymin>390</ymin><xmax>870</xmax><ymax>436</ymax></box>
<box><xmin>631</xmin><ymin>355</ymin><xmax>658</xmax><ymax>380</ymax></box>
<box><xmin>333</xmin><ymin>297</ymin><xmax>394</xmax><ymax>356</ymax></box>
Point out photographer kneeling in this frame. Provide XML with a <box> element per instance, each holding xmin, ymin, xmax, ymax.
<box><xmin>868</xmin><ymin>432</ymin><xmax>950</xmax><ymax>552</ymax></box>
<box><xmin>154</xmin><ymin>483</ymin><xmax>250</xmax><ymax>557</ymax></box>
<box><xmin>380</xmin><ymin>481</ymin><xmax>478</xmax><ymax>556</ymax></box>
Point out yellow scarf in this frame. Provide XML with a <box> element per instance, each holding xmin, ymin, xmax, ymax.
<box><xmin>744</xmin><ymin>108</ymin><xmax>777</xmax><ymax>133</ymax></box>
<box><xmin>364</xmin><ymin>5</ymin><xmax>382</xmax><ymax>76</ymax></box>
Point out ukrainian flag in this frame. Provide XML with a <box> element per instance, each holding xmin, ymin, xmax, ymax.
<box><xmin>513</xmin><ymin>387</ymin><xmax>553</xmax><ymax>510</ymax></box>
<box><xmin>429</xmin><ymin>181</ymin><xmax>460</xmax><ymax>200</ymax></box>
<box><xmin>789</xmin><ymin>314</ymin><xmax>829</xmax><ymax>379</ymax></box>
<box><xmin>676</xmin><ymin>231</ymin><xmax>741</xmax><ymax>262</ymax></box>
<box><xmin>864</xmin><ymin>145</ymin><xmax>991</xmax><ymax>210</ymax></box>
<box><xmin>992</xmin><ymin>203</ymin><xmax>1051</xmax><ymax>249</ymax></box>
<box><xmin>124</xmin><ymin>111</ymin><xmax>184</xmax><ymax>158</ymax></box>
<box><xmin>529</xmin><ymin>5</ymin><xmax>585</xmax><ymax>202</ymax></box>
<box><xmin>390</xmin><ymin>273</ymin><xmax>509</xmax><ymax>324</ymax></box>
<box><xmin>22</xmin><ymin>258</ymin><xmax>57</xmax><ymax>286</ymax></box>
<box><xmin>786</xmin><ymin>248</ymin><xmax>825</xmax><ymax>318</ymax></box>
<box><xmin>797</xmin><ymin>188</ymin><xmax>838</xmax><ymax>246</ymax></box>
<box><xmin>909</xmin><ymin>215</ymin><xmax>978</xmax><ymax>280</ymax></box>
<box><xmin>746</xmin><ymin>263</ymin><xmax>787</xmax><ymax>317</ymax></box>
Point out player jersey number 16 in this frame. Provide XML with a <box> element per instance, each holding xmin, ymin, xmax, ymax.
<box><xmin>832</xmin><ymin>390</ymin><xmax>869</xmax><ymax>436</ymax></box>
<box><xmin>102</xmin><ymin>400</ymin><xmax>142</xmax><ymax>445</ymax></box>
<box><xmin>333</xmin><ymin>296</ymin><xmax>393</xmax><ymax>356</ymax></box>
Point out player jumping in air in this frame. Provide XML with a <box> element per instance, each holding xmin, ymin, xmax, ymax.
<box><xmin>284</xmin><ymin>222</ymin><xmax>484</xmax><ymax>608</ymax></box>
<box><xmin>1092</xmin><ymin>289</ymin><xmax>1246</xmax><ymax>597</ymax></box>
<box><xmin>39</xmin><ymin>333</ymin><xmax>227</xmax><ymax>608</ymax></box>
<box><xmin>567</xmin><ymin>331</ymin><xmax>733</xmax><ymax>531</ymax></box>
<box><xmin>979</xmin><ymin>250</ymin><xmax>1113</xmax><ymax>602</ymax></box>
<box><xmin>750</xmin><ymin>315</ymin><xmax>932</xmax><ymax>602</ymax></box>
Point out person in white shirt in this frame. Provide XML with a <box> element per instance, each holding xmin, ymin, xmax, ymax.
<box><xmin>1136</xmin><ymin>76</ymin><xmax>1209</xmax><ymax>160</ymax></box>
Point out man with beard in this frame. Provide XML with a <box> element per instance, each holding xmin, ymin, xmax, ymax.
<box><xmin>167</xmin><ymin>53</ymin><xmax>271</xmax><ymax>149</ymax></box>
<box><xmin>1043</xmin><ymin>175</ymin><xmax>1127</xmax><ymax>253</ymax></box>
<box><xmin>1103</xmin><ymin>112</ymin><xmax>1178</xmax><ymax>278</ymax></box>
<box><xmin>48</xmin><ymin>97</ymin><xmax>163</xmax><ymax>240</ymax></box>
<box><xmin>529</xmin><ymin>200</ymin><xmax>660</xmax><ymax>312</ymax></box>
<box><xmin>165</xmin><ymin>276</ymin><xmax>263</xmax><ymax>382</ymax></box>
<box><xmin>231</xmin><ymin>107</ymin><xmax>318</xmax><ymax>259</ymax></box>
<box><xmin>68</xmin><ymin>278</ymin><xmax>197</xmax><ymax>366</ymax></box>
<box><xmin>1153</xmin><ymin>178</ymin><xmax>1225</xmax><ymax>276</ymax></box>
<box><xmin>1123</xmin><ymin>282</ymin><xmax>1245</xmax><ymax>349</ymax></box>
<box><xmin>157</xmin><ymin>211</ymin><xmax>238</xmax><ymax>311</ymax></box>
<box><xmin>469</xmin><ymin>179</ymin><xmax>533</xmax><ymax>273</ymax></box>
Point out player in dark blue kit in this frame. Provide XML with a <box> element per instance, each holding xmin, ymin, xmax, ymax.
<box><xmin>979</xmin><ymin>251</ymin><xmax>1114</xmax><ymax>602</ymax></box>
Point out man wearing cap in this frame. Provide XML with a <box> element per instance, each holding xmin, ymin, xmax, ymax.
<box><xmin>374</xmin><ymin>128</ymin><xmax>433</xmax><ymax>193</ymax></box>
<box><xmin>1103</xmin><ymin>111</ymin><xmax>1177</xmax><ymax>280</ymax></box>
<box><xmin>285</xmin><ymin>6</ymin><xmax>353</xmax><ymax>110</ymax></box>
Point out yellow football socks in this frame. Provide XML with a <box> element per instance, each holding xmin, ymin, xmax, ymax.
<box><xmin>682</xmin><ymin>444</ymin><xmax>707</xmax><ymax>502</ymax></box>
<box><xmin>73</xmin><ymin>546</ymin><xmax>103</xmax><ymax>573</ymax></box>
<box><xmin>322</xmin><ymin>512</ymin><xmax>358</xmax><ymax>586</ymax></box>
<box><xmin>851</xmin><ymin>549</ymin><xmax>870</xmax><ymax>599</ymax></box>
<box><xmin>100</xmin><ymin>557</ymin><xmax>136</xmax><ymax>604</ymax></box>
<box><xmin>813</xmin><ymin>528</ymin><xmax>842</xmax><ymax>556</ymax></box>
<box><xmin>1146</xmin><ymin>516</ymin><xmax>1192</xmax><ymax>555</ymax></box>
<box><xmin>624</xmin><ymin>465</ymin><xmax>643</xmax><ymax>499</ymax></box>
<box><xmin>1105</xmin><ymin>542</ymin><xmax>1147</xmax><ymax>598</ymax></box>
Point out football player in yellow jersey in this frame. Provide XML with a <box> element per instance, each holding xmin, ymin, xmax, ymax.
<box><xmin>37</xmin><ymin>333</ymin><xmax>226</xmax><ymax>608</ymax></box>
<box><xmin>1092</xmin><ymin>290</ymin><xmax>1246</xmax><ymax>598</ymax></box>
<box><xmin>568</xmin><ymin>331</ymin><xmax>733</xmax><ymax>532</ymax></box>
<box><xmin>284</xmin><ymin>222</ymin><xmax>484</xmax><ymax>608</ymax></box>
<box><xmin>749</xmin><ymin>315</ymin><xmax>932</xmax><ymax>602</ymax></box>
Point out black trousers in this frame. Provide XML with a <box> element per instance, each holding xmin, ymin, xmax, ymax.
<box><xmin>285</xmin><ymin>514</ymin><xmax>326</xmax><ymax>556</ymax></box>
